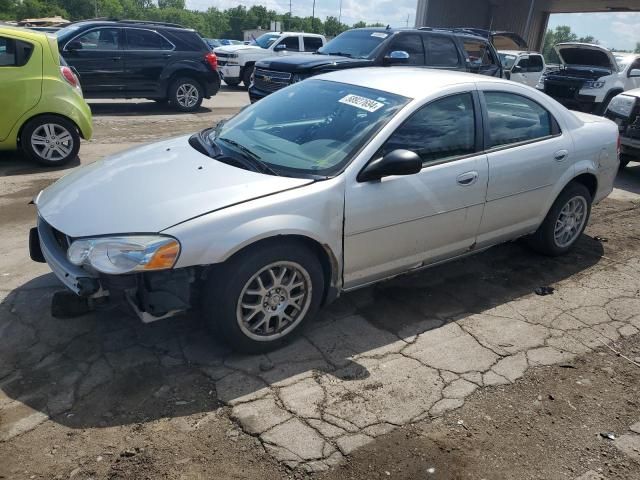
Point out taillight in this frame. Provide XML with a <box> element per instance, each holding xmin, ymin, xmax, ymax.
<box><xmin>60</xmin><ymin>66</ymin><xmax>79</xmax><ymax>88</ymax></box>
<box><xmin>204</xmin><ymin>52</ymin><xmax>218</xmax><ymax>70</ymax></box>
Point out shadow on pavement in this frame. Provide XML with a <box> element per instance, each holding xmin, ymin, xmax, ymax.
<box><xmin>615</xmin><ymin>163</ymin><xmax>640</xmax><ymax>196</ymax></box>
<box><xmin>0</xmin><ymin>234</ymin><xmax>605</xmax><ymax>434</ymax></box>
<box><xmin>88</xmin><ymin>101</ymin><xmax>212</xmax><ymax>117</ymax></box>
<box><xmin>0</xmin><ymin>151</ymin><xmax>80</xmax><ymax>177</ymax></box>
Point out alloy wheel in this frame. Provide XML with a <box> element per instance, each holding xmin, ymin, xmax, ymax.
<box><xmin>30</xmin><ymin>124</ymin><xmax>74</xmax><ymax>162</ymax></box>
<box><xmin>553</xmin><ymin>195</ymin><xmax>587</xmax><ymax>248</ymax></box>
<box><xmin>236</xmin><ymin>261</ymin><xmax>312</xmax><ymax>342</ymax></box>
<box><xmin>175</xmin><ymin>83</ymin><xmax>199</xmax><ymax>108</ymax></box>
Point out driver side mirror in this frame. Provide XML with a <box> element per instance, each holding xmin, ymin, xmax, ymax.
<box><xmin>358</xmin><ymin>149</ymin><xmax>422</xmax><ymax>182</ymax></box>
<box><xmin>274</xmin><ymin>44</ymin><xmax>286</xmax><ymax>51</ymax></box>
<box><xmin>384</xmin><ymin>50</ymin><xmax>410</xmax><ymax>65</ymax></box>
<box><xmin>512</xmin><ymin>65</ymin><xmax>523</xmax><ymax>73</ymax></box>
<box><xmin>630</xmin><ymin>68</ymin><xmax>640</xmax><ymax>78</ymax></box>
<box><xmin>66</xmin><ymin>41</ymin><xmax>83</xmax><ymax>51</ymax></box>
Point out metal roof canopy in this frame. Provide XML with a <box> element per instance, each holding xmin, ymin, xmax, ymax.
<box><xmin>416</xmin><ymin>0</ymin><xmax>640</xmax><ymax>50</ymax></box>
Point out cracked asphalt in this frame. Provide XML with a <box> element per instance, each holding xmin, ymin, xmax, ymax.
<box><xmin>1</xmin><ymin>90</ymin><xmax>640</xmax><ymax>479</ymax></box>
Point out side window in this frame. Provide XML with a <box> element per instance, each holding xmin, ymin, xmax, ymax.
<box><xmin>463</xmin><ymin>40</ymin><xmax>494</xmax><ymax>66</ymax></box>
<box><xmin>126</xmin><ymin>29</ymin><xmax>173</xmax><ymax>50</ymax></box>
<box><xmin>382</xmin><ymin>93</ymin><xmax>476</xmax><ymax>163</ymax></box>
<box><xmin>387</xmin><ymin>34</ymin><xmax>425</xmax><ymax>65</ymax></box>
<box><xmin>528</xmin><ymin>55</ymin><xmax>544</xmax><ymax>72</ymax></box>
<box><xmin>484</xmin><ymin>92</ymin><xmax>556</xmax><ymax>148</ymax></box>
<box><xmin>71</xmin><ymin>28</ymin><xmax>120</xmax><ymax>50</ymax></box>
<box><xmin>303</xmin><ymin>36</ymin><xmax>323</xmax><ymax>52</ymax></box>
<box><xmin>0</xmin><ymin>37</ymin><xmax>33</xmax><ymax>67</ymax></box>
<box><xmin>277</xmin><ymin>36</ymin><xmax>300</xmax><ymax>51</ymax></box>
<box><xmin>427</xmin><ymin>35</ymin><xmax>459</xmax><ymax>67</ymax></box>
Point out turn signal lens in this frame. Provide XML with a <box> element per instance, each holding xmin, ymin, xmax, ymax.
<box><xmin>143</xmin><ymin>240</ymin><xmax>180</xmax><ymax>271</ymax></box>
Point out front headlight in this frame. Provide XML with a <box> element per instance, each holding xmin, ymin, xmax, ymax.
<box><xmin>68</xmin><ymin>236</ymin><xmax>180</xmax><ymax>274</ymax></box>
<box><xmin>227</xmin><ymin>53</ymin><xmax>239</xmax><ymax>65</ymax></box>
<box><xmin>582</xmin><ymin>80</ymin><xmax>606</xmax><ymax>89</ymax></box>
<box><xmin>606</xmin><ymin>94</ymin><xmax>636</xmax><ymax>118</ymax></box>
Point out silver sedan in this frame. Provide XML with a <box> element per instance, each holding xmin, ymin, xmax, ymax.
<box><xmin>31</xmin><ymin>68</ymin><xmax>620</xmax><ymax>352</ymax></box>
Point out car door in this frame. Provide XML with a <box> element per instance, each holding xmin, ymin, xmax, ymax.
<box><xmin>424</xmin><ymin>34</ymin><xmax>465</xmax><ymax>71</ymax></box>
<box><xmin>384</xmin><ymin>33</ymin><xmax>426</xmax><ymax>66</ymax></box>
<box><xmin>0</xmin><ymin>34</ymin><xmax>40</xmax><ymax>142</ymax></box>
<box><xmin>510</xmin><ymin>56</ymin><xmax>529</xmax><ymax>85</ymax></box>
<box><xmin>343</xmin><ymin>91</ymin><xmax>489</xmax><ymax>288</ymax></box>
<box><xmin>524</xmin><ymin>55</ymin><xmax>545</xmax><ymax>86</ymax></box>
<box><xmin>272</xmin><ymin>36</ymin><xmax>301</xmax><ymax>56</ymax></box>
<box><xmin>476</xmin><ymin>89</ymin><xmax>573</xmax><ymax>247</ymax></box>
<box><xmin>123</xmin><ymin>28</ymin><xmax>175</xmax><ymax>96</ymax></box>
<box><xmin>302</xmin><ymin>36</ymin><xmax>323</xmax><ymax>54</ymax></box>
<box><xmin>62</xmin><ymin>27</ymin><xmax>125</xmax><ymax>95</ymax></box>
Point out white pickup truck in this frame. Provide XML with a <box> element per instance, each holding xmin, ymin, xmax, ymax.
<box><xmin>214</xmin><ymin>32</ymin><xmax>327</xmax><ymax>87</ymax></box>
<box><xmin>499</xmin><ymin>50</ymin><xmax>546</xmax><ymax>87</ymax></box>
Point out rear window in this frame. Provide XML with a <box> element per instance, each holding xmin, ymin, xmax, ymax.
<box><xmin>126</xmin><ymin>29</ymin><xmax>173</xmax><ymax>50</ymax></box>
<box><xmin>0</xmin><ymin>37</ymin><xmax>34</xmax><ymax>67</ymax></box>
<box><xmin>303</xmin><ymin>36</ymin><xmax>323</xmax><ymax>52</ymax></box>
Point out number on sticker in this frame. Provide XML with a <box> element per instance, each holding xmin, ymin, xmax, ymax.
<box><xmin>339</xmin><ymin>94</ymin><xmax>385</xmax><ymax>113</ymax></box>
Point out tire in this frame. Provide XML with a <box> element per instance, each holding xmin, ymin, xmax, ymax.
<box><xmin>242</xmin><ymin>65</ymin><xmax>253</xmax><ymax>88</ymax></box>
<box><xmin>619</xmin><ymin>154</ymin><xmax>632</xmax><ymax>169</ymax></box>
<box><xmin>527</xmin><ymin>182</ymin><xmax>592</xmax><ymax>256</ymax></box>
<box><xmin>169</xmin><ymin>77</ymin><xmax>203</xmax><ymax>112</ymax></box>
<box><xmin>20</xmin><ymin>115</ymin><xmax>80</xmax><ymax>166</ymax></box>
<box><xmin>202</xmin><ymin>241</ymin><xmax>325</xmax><ymax>353</ymax></box>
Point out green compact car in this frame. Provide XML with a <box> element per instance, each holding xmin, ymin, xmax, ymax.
<box><xmin>0</xmin><ymin>26</ymin><xmax>92</xmax><ymax>166</ymax></box>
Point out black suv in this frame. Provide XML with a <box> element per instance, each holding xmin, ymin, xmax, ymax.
<box><xmin>56</xmin><ymin>20</ymin><xmax>221</xmax><ymax>111</ymax></box>
<box><xmin>249</xmin><ymin>27</ymin><xmax>502</xmax><ymax>102</ymax></box>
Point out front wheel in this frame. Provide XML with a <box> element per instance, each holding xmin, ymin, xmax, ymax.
<box><xmin>203</xmin><ymin>242</ymin><xmax>325</xmax><ymax>353</ymax></box>
<box><xmin>169</xmin><ymin>77</ymin><xmax>203</xmax><ymax>112</ymax></box>
<box><xmin>527</xmin><ymin>182</ymin><xmax>592</xmax><ymax>256</ymax></box>
<box><xmin>21</xmin><ymin>115</ymin><xmax>80</xmax><ymax>166</ymax></box>
<box><xmin>242</xmin><ymin>66</ymin><xmax>253</xmax><ymax>88</ymax></box>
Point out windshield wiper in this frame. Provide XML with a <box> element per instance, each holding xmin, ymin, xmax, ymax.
<box><xmin>217</xmin><ymin>138</ymin><xmax>280</xmax><ymax>176</ymax></box>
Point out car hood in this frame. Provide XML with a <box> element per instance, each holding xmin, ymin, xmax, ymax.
<box><xmin>555</xmin><ymin>43</ymin><xmax>618</xmax><ymax>72</ymax></box>
<box><xmin>36</xmin><ymin>135</ymin><xmax>313</xmax><ymax>237</ymax></box>
<box><xmin>214</xmin><ymin>44</ymin><xmax>263</xmax><ymax>54</ymax></box>
<box><xmin>257</xmin><ymin>54</ymin><xmax>373</xmax><ymax>73</ymax></box>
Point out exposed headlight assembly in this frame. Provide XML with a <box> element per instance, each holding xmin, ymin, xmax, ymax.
<box><xmin>68</xmin><ymin>236</ymin><xmax>180</xmax><ymax>274</ymax></box>
<box><xmin>582</xmin><ymin>80</ymin><xmax>606</xmax><ymax>89</ymax></box>
<box><xmin>606</xmin><ymin>94</ymin><xmax>636</xmax><ymax>118</ymax></box>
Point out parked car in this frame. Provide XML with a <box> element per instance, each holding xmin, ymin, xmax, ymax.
<box><xmin>204</xmin><ymin>38</ymin><xmax>221</xmax><ymax>49</ymax></box>
<box><xmin>500</xmin><ymin>50</ymin><xmax>546</xmax><ymax>87</ymax></box>
<box><xmin>0</xmin><ymin>26</ymin><xmax>92</xmax><ymax>166</ymax></box>
<box><xmin>214</xmin><ymin>31</ymin><xmax>326</xmax><ymax>87</ymax></box>
<box><xmin>30</xmin><ymin>68</ymin><xmax>618</xmax><ymax>351</ymax></box>
<box><xmin>55</xmin><ymin>19</ymin><xmax>221</xmax><ymax>112</ymax></box>
<box><xmin>604</xmin><ymin>88</ymin><xmax>640</xmax><ymax>168</ymax></box>
<box><xmin>537</xmin><ymin>43</ymin><xmax>640</xmax><ymax>114</ymax></box>
<box><xmin>248</xmin><ymin>27</ymin><xmax>502</xmax><ymax>102</ymax></box>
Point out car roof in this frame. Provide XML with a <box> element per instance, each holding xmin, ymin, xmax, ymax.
<box><xmin>66</xmin><ymin>20</ymin><xmax>195</xmax><ymax>32</ymax></box>
<box><xmin>497</xmin><ymin>50</ymin><xmax>541</xmax><ymax>56</ymax></box>
<box><xmin>317</xmin><ymin>67</ymin><xmax>510</xmax><ymax>99</ymax></box>
<box><xmin>0</xmin><ymin>25</ymin><xmax>49</xmax><ymax>41</ymax></box>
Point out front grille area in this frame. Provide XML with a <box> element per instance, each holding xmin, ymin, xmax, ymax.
<box><xmin>253</xmin><ymin>68</ymin><xmax>291</xmax><ymax>93</ymax></box>
<box><xmin>51</xmin><ymin>225</ymin><xmax>71</xmax><ymax>251</ymax></box>
<box><xmin>544</xmin><ymin>82</ymin><xmax>580</xmax><ymax>99</ymax></box>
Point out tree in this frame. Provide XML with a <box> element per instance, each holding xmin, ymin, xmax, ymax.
<box><xmin>158</xmin><ymin>0</ymin><xmax>184</xmax><ymax>9</ymax></box>
<box><xmin>635</xmin><ymin>42</ymin><xmax>640</xmax><ymax>54</ymax></box>
<box><xmin>323</xmin><ymin>16</ymin><xmax>347</xmax><ymax>37</ymax></box>
<box><xmin>352</xmin><ymin>21</ymin><xmax>366</xmax><ymax>29</ymax></box>
<box><xmin>542</xmin><ymin>25</ymin><xmax>599</xmax><ymax>63</ymax></box>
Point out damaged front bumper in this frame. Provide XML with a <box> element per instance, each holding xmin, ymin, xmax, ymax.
<box><xmin>30</xmin><ymin>217</ymin><xmax>196</xmax><ymax>322</ymax></box>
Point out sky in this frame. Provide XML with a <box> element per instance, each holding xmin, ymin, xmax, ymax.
<box><xmin>186</xmin><ymin>1</ymin><xmax>640</xmax><ymax>51</ymax></box>
<box><xmin>548</xmin><ymin>12</ymin><xmax>640</xmax><ymax>51</ymax></box>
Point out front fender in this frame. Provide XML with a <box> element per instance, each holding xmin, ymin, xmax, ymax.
<box><xmin>165</xmin><ymin>176</ymin><xmax>345</xmax><ymax>277</ymax></box>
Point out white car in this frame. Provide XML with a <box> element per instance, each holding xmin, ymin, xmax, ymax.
<box><xmin>30</xmin><ymin>68</ymin><xmax>619</xmax><ymax>352</ymax></box>
<box><xmin>604</xmin><ymin>88</ymin><xmax>640</xmax><ymax>168</ymax></box>
<box><xmin>537</xmin><ymin>43</ymin><xmax>640</xmax><ymax>114</ymax></box>
<box><xmin>499</xmin><ymin>50</ymin><xmax>546</xmax><ymax>87</ymax></box>
<box><xmin>214</xmin><ymin>32</ymin><xmax>326</xmax><ymax>87</ymax></box>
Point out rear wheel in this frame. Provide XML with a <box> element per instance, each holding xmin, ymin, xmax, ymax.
<box><xmin>527</xmin><ymin>182</ymin><xmax>592</xmax><ymax>256</ymax></box>
<box><xmin>202</xmin><ymin>242</ymin><xmax>325</xmax><ymax>353</ymax></box>
<box><xmin>169</xmin><ymin>77</ymin><xmax>203</xmax><ymax>112</ymax></box>
<box><xmin>619</xmin><ymin>154</ymin><xmax>633</xmax><ymax>169</ymax></box>
<box><xmin>21</xmin><ymin>115</ymin><xmax>80</xmax><ymax>166</ymax></box>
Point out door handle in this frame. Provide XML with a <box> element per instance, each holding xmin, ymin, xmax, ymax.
<box><xmin>162</xmin><ymin>53</ymin><xmax>172</xmax><ymax>58</ymax></box>
<box><xmin>111</xmin><ymin>56</ymin><xmax>121</xmax><ymax>61</ymax></box>
<box><xmin>457</xmin><ymin>171</ymin><xmax>479</xmax><ymax>186</ymax></box>
<box><xmin>554</xmin><ymin>149</ymin><xmax>569</xmax><ymax>161</ymax></box>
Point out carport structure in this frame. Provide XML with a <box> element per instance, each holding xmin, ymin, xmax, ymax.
<box><xmin>415</xmin><ymin>0</ymin><xmax>640</xmax><ymax>51</ymax></box>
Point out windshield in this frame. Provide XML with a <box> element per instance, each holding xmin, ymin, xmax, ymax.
<box><xmin>615</xmin><ymin>54</ymin><xmax>632</xmax><ymax>70</ymax></box>
<box><xmin>207</xmin><ymin>79</ymin><xmax>408</xmax><ymax>177</ymax></box>
<box><xmin>499</xmin><ymin>53</ymin><xmax>518</xmax><ymax>69</ymax></box>
<box><xmin>318</xmin><ymin>30</ymin><xmax>389</xmax><ymax>59</ymax></box>
<box><xmin>253</xmin><ymin>33</ymin><xmax>280</xmax><ymax>49</ymax></box>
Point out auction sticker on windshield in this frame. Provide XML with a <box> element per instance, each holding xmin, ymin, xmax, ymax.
<box><xmin>371</xmin><ymin>32</ymin><xmax>388</xmax><ymax>39</ymax></box>
<box><xmin>339</xmin><ymin>94</ymin><xmax>385</xmax><ymax>113</ymax></box>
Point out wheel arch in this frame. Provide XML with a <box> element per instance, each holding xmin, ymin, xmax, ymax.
<box><xmin>165</xmin><ymin>69</ymin><xmax>207</xmax><ymax>96</ymax></box>
<box><xmin>571</xmin><ymin>172</ymin><xmax>598</xmax><ymax>199</ymax></box>
<box><xmin>17</xmin><ymin>112</ymin><xmax>85</xmax><ymax>146</ymax></box>
<box><xmin>210</xmin><ymin>234</ymin><xmax>340</xmax><ymax>305</ymax></box>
